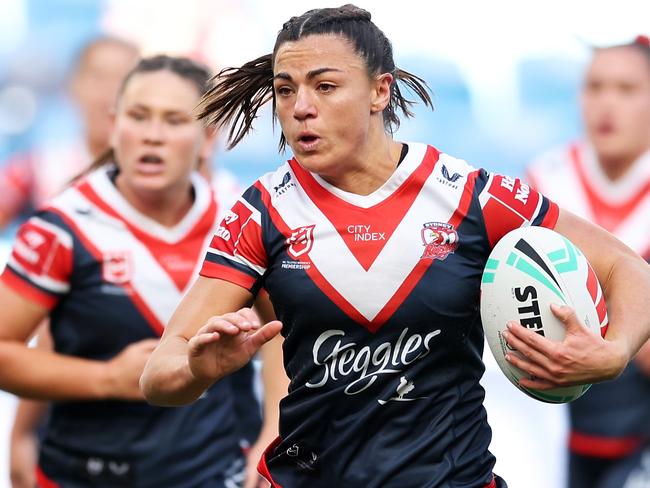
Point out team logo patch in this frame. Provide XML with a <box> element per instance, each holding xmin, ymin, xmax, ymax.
<box><xmin>102</xmin><ymin>251</ymin><xmax>133</xmax><ymax>284</ymax></box>
<box><xmin>13</xmin><ymin>224</ymin><xmax>59</xmax><ymax>276</ymax></box>
<box><xmin>286</xmin><ymin>225</ymin><xmax>315</xmax><ymax>258</ymax></box>
<box><xmin>420</xmin><ymin>222</ymin><xmax>458</xmax><ymax>260</ymax></box>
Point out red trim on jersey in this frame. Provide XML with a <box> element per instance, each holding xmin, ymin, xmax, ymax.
<box><xmin>569</xmin><ymin>431</ymin><xmax>643</xmax><ymax>458</ymax></box>
<box><xmin>484</xmin><ymin>476</ymin><xmax>497</xmax><ymax>488</ymax></box>
<box><xmin>570</xmin><ymin>144</ymin><xmax>650</xmax><ymax>232</ymax></box>
<box><xmin>256</xmin><ymin>168</ymin><xmax>477</xmax><ymax>332</ymax></box>
<box><xmin>482</xmin><ymin>199</ymin><xmax>525</xmax><ymax>248</ymax></box>
<box><xmin>1</xmin><ymin>267</ymin><xmax>58</xmax><ymax>309</ymax></box>
<box><xmin>46</xmin><ymin>206</ymin><xmax>166</xmax><ymax>336</ymax></box>
<box><xmin>199</xmin><ymin>260</ymin><xmax>258</xmax><ymax>290</ymax></box>
<box><xmin>585</xmin><ymin>264</ymin><xmax>599</xmax><ymax>303</ymax></box>
<box><xmin>257</xmin><ymin>437</ymin><xmax>284</xmax><ymax>488</ymax></box>
<box><xmin>540</xmin><ymin>200</ymin><xmax>559</xmax><ymax>229</ymax></box>
<box><xmin>288</xmin><ymin>146</ymin><xmax>440</xmax><ymax>271</ymax></box>
<box><xmin>76</xmin><ymin>180</ymin><xmax>217</xmax><ymax>291</ymax></box>
<box><xmin>36</xmin><ymin>466</ymin><xmax>60</xmax><ymax>488</ymax></box>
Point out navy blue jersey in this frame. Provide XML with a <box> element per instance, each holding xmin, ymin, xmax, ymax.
<box><xmin>201</xmin><ymin>143</ymin><xmax>558</xmax><ymax>487</ymax></box>
<box><xmin>528</xmin><ymin>142</ymin><xmax>650</xmax><ymax>458</ymax></box>
<box><xmin>1</xmin><ymin>166</ymin><xmax>249</xmax><ymax>488</ymax></box>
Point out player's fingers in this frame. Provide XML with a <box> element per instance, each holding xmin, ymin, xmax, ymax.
<box><xmin>550</xmin><ymin>303</ymin><xmax>583</xmax><ymax>333</ymax></box>
<box><xmin>248</xmin><ymin>321</ymin><xmax>283</xmax><ymax>351</ymax></box>
<box><xmin>502</xmin><ymin>327</ymin><xmax>554</xmax><ymax>370</ymax></box>
<box><xmin>187</xmin><ymin>332</ymin><xmax>220</xmax><ymax>354</ymax></box>
<box><xmin>236</xmin><ymin>307</ymin><xmax>262</xmax><ymax>328</ymax></box>
<box><xmin>517</xmin><ymin>376</ymin><xmax>558</xmax><ymax>390</ymax></box>
<box><xmin>504</xmin><ymin>321</ymin><xmax>559</xmax><ymax>357</ymax></box>
<box><xmin>197</xmin><ymin>317</ymin><xmax>247</xmax><ymax>336</ymax></box>
<box><xmin>505</xmin><ymin>351</ymin><xmax>555</xmax><ymax>383</ymax></box>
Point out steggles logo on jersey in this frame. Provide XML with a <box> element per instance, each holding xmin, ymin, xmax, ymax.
<box><xmin>102</xmin><ymin>251</ymin><xmax>133</xmax><ymax>285</ymax></box>
<box><xmin>286</xmin><ymin>225</ymin><xmax>315</xmax><ymax>258</ymax></box>
<box><xmin>306</xmin><ymin>328</ymin><xmax>441</xmax><ymax>396</ymax></box>
<box><xmin>420</xmin><ymin>222</ymin><xmax>459</xmax><ymax>260</ymax></box>
<box><xmin>274</xmin><ymin>171</ymin><xmax>296</xmax><ymax>196</ymax></box>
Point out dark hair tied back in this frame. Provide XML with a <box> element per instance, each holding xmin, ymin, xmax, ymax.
<box><xmin>197</xmin><ymin>3</ymin><xmax>433</xmax><ymax>151</ymax></box>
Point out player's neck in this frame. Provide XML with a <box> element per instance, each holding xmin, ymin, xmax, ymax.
<box><xmin>117</xmin><ymin>178</ymin><xmax>194</xmax><ymax>227</ymax></box>
<box><xmin>599</xmin><ymin>154</ymin><xmax>641</xmax><ymax>181</ymax></box>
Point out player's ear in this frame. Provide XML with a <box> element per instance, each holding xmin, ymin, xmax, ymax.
<box><xmin>370</xmin><ymin>72</ymin><xmax>393</xmax><ymax>114</ymax></box>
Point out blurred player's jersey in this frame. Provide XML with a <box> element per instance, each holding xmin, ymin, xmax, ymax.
<box><xmin>0</xmin><ymin>166</ymin><xmax>249</xmax><ymax>487</ymax></box>
<box><xmin>202</xmin><ymin>142</ymin><xmax>558</xmax><ymax>487</ymax></box>
<box><xmin>527</xmin><ymin>142</ymin><xmax>650</xmax><ymax>458</ymax></box>
<box><xmin>0</xmin><ymin>140</ymin><xmax>90</xmax><ymax>221</ymax></box>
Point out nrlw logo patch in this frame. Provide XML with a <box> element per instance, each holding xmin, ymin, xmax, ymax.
<box><xmin>420</xmin><ymin>222</ymin><xmax>459</xmax><ymax>260</ymax></box>
<box><xmin>286</xmin><ymin>225</ymin><xmax>315</xmax><ymax>258</ymax></box>
<box><xmin>102</xmin><ymin>251</ymin><xmax>133</xmax><ymax>285</ymax></box>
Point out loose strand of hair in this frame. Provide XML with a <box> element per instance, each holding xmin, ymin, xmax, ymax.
<box><xmin>197</xmin><ymin>54</ymin><xmax>274</xmax><ymax>149</ymax></box>
<box><xmin>386</xmin><ymin>68</ymin><xmax>434</xmax><ymax>131</ymax></box>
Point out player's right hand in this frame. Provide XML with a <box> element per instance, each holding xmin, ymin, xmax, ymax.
<box><xmin>106</xmin><ymin>338</ymin><xmax>160</xmax><ymax>400</ymax></box>
<box><xmin>187</xmin><ymin>308</ymin><xmax>282</xmax><ymax>382</ymax></box>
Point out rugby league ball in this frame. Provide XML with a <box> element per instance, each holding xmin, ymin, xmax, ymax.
<box><xmin>480</xmin><ymin>226</ymin><xmax>608</xmax><ymax>403</ymax></box>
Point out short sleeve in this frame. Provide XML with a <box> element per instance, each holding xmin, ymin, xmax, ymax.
<box><xmin>477</xmin><ymin>171</ymin><xmax>559</xmax><ymax>248</ymax></box>
<box><xmin>1</xmin><ymin>214</ymin><xmax>74</xmax><ymax>308</ymax></box>
<box><xmin>200</xmin><ymin>188</ymin><xmax>268</xmax><ymax>293</ymax></box>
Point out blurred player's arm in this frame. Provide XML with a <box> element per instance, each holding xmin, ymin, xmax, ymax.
<box><xmin>141</xmin><ymin>277</ymin><xmax>283</xmax><ymax>406</ymax></box>
<box><xmin>0</xmin><ymin>283</ymin><xmax>157</xmax><ymax>400</ymax></box>
<box><xmin>245</xmin><ymin>294</ymin><xmax>288</xmax><ymax>488</ymax></box>
<box><xmin>0</xmin><ymin>154</ymin><xmax>33</xmax><ymax>228</ymax></box>
<box><xmin>505</xmin><ymin>208</ymin><xmax>650</xmax><ymax>388</ymax></box>
<box><xmin>10</xmin><ymin>322</ymin><xmax>51</xmax><ymax>488</ymax></box>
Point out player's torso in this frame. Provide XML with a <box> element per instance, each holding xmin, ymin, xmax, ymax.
<box><xmin>257</xmin><ymin>144</ymin><xmax>496</xmax><ymax>486</ymax></box>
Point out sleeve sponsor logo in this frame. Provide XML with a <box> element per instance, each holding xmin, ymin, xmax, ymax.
<box><xmin>488</xmin><ymin>175</ymin><xmax>537</xmax><ymax>220</ymax></box>
<box><xmin>13</xmin><ymin>224</ymin><xmax>59</xmax><ymax>276</ymax></box>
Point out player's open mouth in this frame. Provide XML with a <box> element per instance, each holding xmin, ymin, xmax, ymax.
<box><xmin>297</xmin><ymin>133</ymin><xmax>320</xmax><ymax>151</ymax></box>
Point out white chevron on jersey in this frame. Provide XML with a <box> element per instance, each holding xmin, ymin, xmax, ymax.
<box><xmin>85</xmin><ymin>168</ymin><xmax>213</xmax><ymax>244</ymax></box>
<box><xmin>527</xmin><ymin>142</ymin><xmax>650</xmax><ymax>257</ymax></box>
<box><xmin>259</xmin><ymin>143</ymin><xmax>474</xmax><ymax>322</ymax></box>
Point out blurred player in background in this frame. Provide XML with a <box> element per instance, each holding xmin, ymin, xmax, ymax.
<box><xmin>0</xmin><ymin>36</ymin><xmax>140</xmax><ymax>228</ymax></box>
<box><xmin>0</xmin><ymin>54</ymin><xmax>284</xmax><ymax>487</ymax></box>
<box><xmin>141</xmin><ymin>5</ymin><xmax>650</xmax><ymax>487</ymax></box>
<box><xmin>526</xmin><ymin>35</ymin><xmax>650</xmax><ymax>488</ymax></box>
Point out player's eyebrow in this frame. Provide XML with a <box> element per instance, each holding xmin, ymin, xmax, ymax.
<box><xmin>273</xmin><ymin>67</ymin><xmax>343</xmax><ymax>81</ymax></box>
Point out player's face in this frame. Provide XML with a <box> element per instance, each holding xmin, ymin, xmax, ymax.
<box><xmin>111</xmin><ymin>70</ymin><xmax>211</xmax><ymax>194</ymax></box>
<box><xmin>72</xmin><ymin>43</ymin><xmax>138</xmax><ymax>157</ymax></box>
<box><xmin>582</xmin><ymin>47</ymin><xmax>650</xmax><ymax>163</ymax></box>
<box><xmin>273</xmin><ymin>35</ymin><xmax>388</xmax><ymax>178</ymax></box>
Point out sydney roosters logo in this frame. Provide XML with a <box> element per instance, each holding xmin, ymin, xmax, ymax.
<box><xmin>286</xmin><ymin>225</ymin><xmax>315</xmax><ymax>258</ymax></box>
<box><xmin>420</xmin><ymin>222</ymin><xmax>458</xmax><ymax>260</ymax></box>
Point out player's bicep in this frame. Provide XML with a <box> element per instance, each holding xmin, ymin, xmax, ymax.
<box><xmin>0</xmin><ymin>282</ymin><xmax>49</xmax><ymax>342</ymax></box>
<box><xmin>553</xmin><ymin>208</ymin><xmax>640</xmax><ymax>285</ymax></box>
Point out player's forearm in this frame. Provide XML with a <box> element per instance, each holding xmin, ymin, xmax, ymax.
<box><xmin>0</xmin><ymin>341</ymin><xmax>114</xmax><ymax>400</ymax></box>
<box><xmin>140</xmin><ymin>335</ymin><xmax>213</xmax><ymax>406</ymax></box>
<box><xmin>600</xmin><ymin>252</ymin><xmax>650</xmax><ymax>366</ymax></box>
<box><xmin>258</xmin><ymin>336</ymin><xmax>288</xmax><ymax>441</ymax></box>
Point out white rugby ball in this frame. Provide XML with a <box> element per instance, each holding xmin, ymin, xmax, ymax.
<box><xmin>480</xmin><ymin>226</ymin><xmax>608</xmax><ymax>403</ymax></box>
